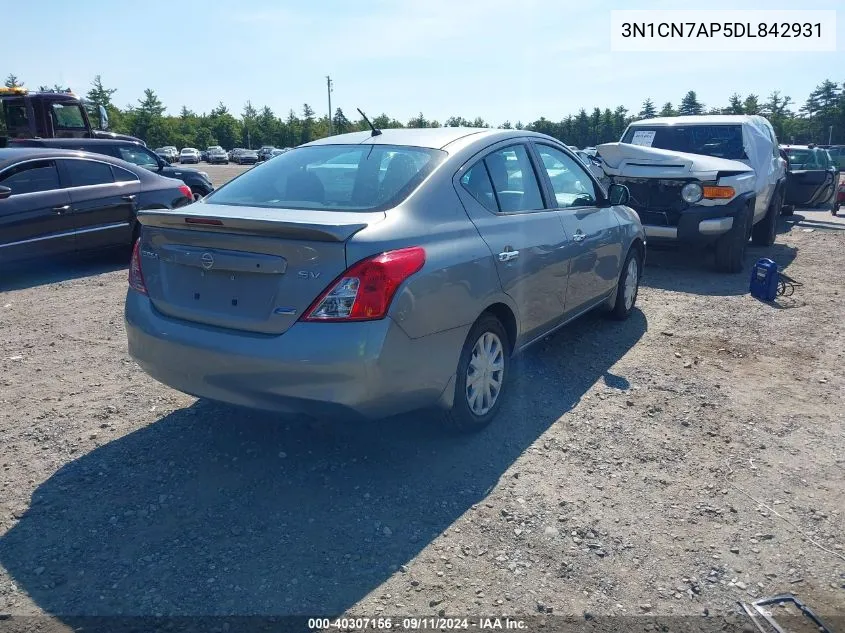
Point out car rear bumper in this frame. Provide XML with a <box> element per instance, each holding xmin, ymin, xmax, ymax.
<box><xmin>125</xmin><ymin>291</ymin><xmax>467</xmax><ymax>420</ymax></box>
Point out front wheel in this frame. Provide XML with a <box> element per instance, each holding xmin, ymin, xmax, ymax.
<box><xmin>608</xmin><ymin>247</ymin><xmax>642</xmax><ymax>320</ymax></box>
<box><xmin>752</xmin><ymin>188</ymin><xmax>781</xmax><ymax>246</ymax></box>
<box><xmin>444</xmin><ymin>315</ymin><xmax>510</xmax><ymax>433</ymax></box>
<box><xmin>715</xmin><ymin>207</ymin><xmax>751</xmax><ymax>273</ymax></box>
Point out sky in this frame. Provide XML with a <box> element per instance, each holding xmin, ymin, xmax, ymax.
<box><xmin>2</xmin><ymin>0</ymin><xmax>842</xmax><ymax>124</ymax></box>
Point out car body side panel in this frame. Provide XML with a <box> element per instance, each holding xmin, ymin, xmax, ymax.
<box><xmin>0</xmin><ymin>189</ymin><xmax>75</xmax><ymax>263</ymax></box>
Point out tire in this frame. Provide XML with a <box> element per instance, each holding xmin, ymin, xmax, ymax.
<box><xmin>781</xmin><ymin>204</ymin><xmax>795</xmax><ymax>217</ymax></box>
<box><xmin>608</xmin><ymin>246</ymin><xmax>642</xmax><ymax>320</ymax></box>
<box><xmin>444</xmin><ymin>314</ymin><xmax>510</xmax><ymax>433</ymax></box>
<box><xmin>752</xmin><ymin>188</ymin><xmax>781</xmax><ymax>246</ymax></box>
<box><xmin>714</xmin><ymin>206</ymin><xmax>751</xmax><ymax>274</ymax></box>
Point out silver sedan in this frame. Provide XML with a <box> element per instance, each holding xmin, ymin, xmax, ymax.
<box><xmin>125</xmin><ymin>128</ymin><xmax>644</xmax><ymax>432</ymax></box>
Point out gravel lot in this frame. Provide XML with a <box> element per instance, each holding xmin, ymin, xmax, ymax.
<box><xmin>0</xmin><ymin>165</ymin><xmax>843</xmax><ymax>630</ymax></box>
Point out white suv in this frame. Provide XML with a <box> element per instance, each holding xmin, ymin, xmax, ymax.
<box><xmin>599</xmin><ymin>115</ymin><xmax>787</xmax><ymax>273</ymax></box>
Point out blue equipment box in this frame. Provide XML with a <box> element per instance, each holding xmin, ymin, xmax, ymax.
<box><xmin>749</xmin><ymin>258</ymin><xmax>780</xmax><ymax>301</ymax></box>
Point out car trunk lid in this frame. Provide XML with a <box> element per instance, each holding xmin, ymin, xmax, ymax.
<box><xmin>598</xmin><ymin>142</ymin><xmax>752</xmax><ymax>181</ymax></box>
<box><xmin>136</xmin><ymin>203</ymin><xmax>385</xmax><ymax>334</ymax></box>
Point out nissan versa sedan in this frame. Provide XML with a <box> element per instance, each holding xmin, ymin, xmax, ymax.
<box><xmin>125</xmin><ymin>128</ymin><xmax>644</xmax><ymax>431</ymax></box>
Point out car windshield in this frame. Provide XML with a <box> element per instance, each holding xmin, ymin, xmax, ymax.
<box><xmin>622</xmin><ymin>124</ymin><xmax>748</xmax><ymax>160</ymax></box>
<box><xmin>205</xmin><ymin>144</ymin><xmax>445</xmax><ymax>212</ymax></box>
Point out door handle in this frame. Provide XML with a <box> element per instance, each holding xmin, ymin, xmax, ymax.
<box><xmin>573</xmin><ymin>230</ymin><xmax>586</xmax><ymax>242</ymax></box>
<box><xmin>498</xmin><ymin>249</ymin><xmax>519</xmax><ymax>262</ymax></box>
<box><xmin>52</xmin><ymin>204</ymin><xmax>71</xmax><ymax>215</ymax></box>
<box><xmin>121</xmin><ymin>194</ymin><xmax>137</xmax><ymax>202</ymax></box>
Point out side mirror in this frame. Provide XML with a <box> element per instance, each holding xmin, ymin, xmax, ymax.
<box><xmin>97</xmin><ymin>104</ymin><xmax>109</xmax><ymax>131</ymax></box>
<box><xmin>0</xmin><ymin>186</ymin><xmax>12</xmax><ymax>200</ymax></box>
<box><xmin>608</xmin><ymin>183</ymin><xmax>630</xmax><ymax>206</ymax></box>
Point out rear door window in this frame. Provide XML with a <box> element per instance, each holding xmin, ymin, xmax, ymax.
<box><xmin>481</xmin><ymin>145</ymin><xmax>544</xmax><ymax>213</ymax></box>
<box><xmin>117</xmin><ymin>146</ymin><xmax>160</xmax><ymax>171</ymax></box>
<box><xmin>460</xmin><ymin>162</ymin><xmax>498</xmax><ymax>212</ymax></box>
<box><xmin>61</xmin><ymin>159</ymin><xmax>115</xmax><ymax>187</ymax></box>
<box><xmin>0</xmin><ymin>160</ymin><xmax>61</xmax><ymax>195</ymax></box>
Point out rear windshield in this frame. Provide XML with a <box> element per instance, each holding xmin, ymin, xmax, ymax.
<box><xmin>622</xmin><ymin>124</ymin><xmax>748</xmax><ymax>160</ymax></box>
<box><xmin>205</xmin><ymin>144</ymin><xmax>446</xmax><ymax>211</ymax></box>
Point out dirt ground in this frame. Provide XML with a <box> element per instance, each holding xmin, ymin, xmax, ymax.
<box><xmin>0</xmin><ymin>175</ymin><xmax>843</xmax><ymax>631</ymax></box>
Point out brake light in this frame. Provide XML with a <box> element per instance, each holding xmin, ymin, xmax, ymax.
<box><xmin>128</xmin><ymin>239</ymin><xmax>148</xmax><ymax>295</ymax></box>
<box><xmin>703</xmin><ymin>186</ymin><xmax>735</xmax><ymax>199</ymax></box>
<box><xmin>302</xmin><ymin>247</ymin><xmax>426</xmax><ymax>322</ymax></box>
<box><xmin>178</xmin><ymin>184</ymin><xmax>193</xmax><ymax>200</ymax></box>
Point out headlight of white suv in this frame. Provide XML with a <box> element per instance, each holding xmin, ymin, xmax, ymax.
<box><xmin>681</xmin><ymin>182</ymin><xmax>703</xmax><ymax>204</ymax></box>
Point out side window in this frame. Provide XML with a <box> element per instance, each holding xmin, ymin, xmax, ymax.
<box><xmin>535</xmin><ymin>145</ymin><xmax>598</xmax><ymax>208</ymax></box>
<box><xmin>118</xmin><ymin>146</ymin><xmax>159</xmax><ymax>171</ymax></box>
<box><xmin>460</xmin><ymin>162</ymin><xmax>497</xmax><ymax>212</ymax></box>
<box><xmin>61</xmin><ymin>159</ymin><xmax>115</xmax><ymax>187</ymax></box>
<box><xmin>113</xmin><ymin>166</ymin><xmax>139</xmax><ymax>183</ymax></box>
<box><xmin>482</xmin><ymin>145</ymin><xmax>544</xmax><ymax>213</ymax></box>
<box><xmin>0</xmin><ymin>160</ymin><xmax>61</xmax><ymax>195</ymax></box>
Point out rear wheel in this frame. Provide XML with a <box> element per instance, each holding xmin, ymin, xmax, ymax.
<box><xmin>444</xmin><ymin>314</ymin><xmax>510</xmax><ymax>433</ymax></box>
<box><xmin>781</xmin><ymin>204</ymin><xmax>795</xmax><ymax>217</ymax></box>
<box><xmin>714</xmin><ymin>206</ymin><xmax>751</xmax><ymax>273</ymax></box>
<box><xmin>752</xmin><ymin>188</ymin><xmax>781</xmax><ymax>246</ymax></box>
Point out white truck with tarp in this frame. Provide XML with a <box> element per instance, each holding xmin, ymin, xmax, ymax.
<box><xmin>598</xmin><ymin>115</ymin><xmax>787</xmax><ymax>273</ymax></box>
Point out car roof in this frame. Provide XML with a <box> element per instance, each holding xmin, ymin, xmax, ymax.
<box><xmin>0</xmin><ymin>147</ymin><xmax>158</xmax><ymax>180</ymax></box>
<box><xmin>303</xmin><ymin>127</ymin><xmax>548</xmax><ymax>150</ymax></box>
<box><xmin>16</xmin><ymin>137</ymin><xmax>144</xmax><ymax>148</ymax></box>
<box><xmin>628</xmin><ymin>115</ymin><xmax>766</xmax><ymax>127</ymax></box>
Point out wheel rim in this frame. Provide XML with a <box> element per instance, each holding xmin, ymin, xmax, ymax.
<box><xmin>465</xmin><ymin>331</ymin><xmax>505</xmax><ymax>416</ymax></box>
<box><xmin>623</xmin><ymin>257</ymin><xmax>639</xmax><ymax>310</ymax></box>
<box><xmin>192</xmin><ymin>192</ymin><xmax>202</xmax><ymax>201</ymax></box>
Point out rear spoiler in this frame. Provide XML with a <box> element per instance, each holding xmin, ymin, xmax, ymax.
<box><xmin>138</xmin><ymin>208</ymin><xmax>374</xmax><ymax>243</ymax></box>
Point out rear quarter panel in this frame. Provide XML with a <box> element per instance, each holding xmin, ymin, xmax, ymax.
<box><xmin>345</xmin><ymin>164</ymin><xmax>512</xmax><ymax>341</ymax></box>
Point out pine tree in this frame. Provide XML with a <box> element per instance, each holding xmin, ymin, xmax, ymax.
<box><xmin>659</xmin><ymin>102</ymin><xmax>675</xmax><ymax>117</ymax></box>
<box><xmin>4</xmin><ymin>74</ymin><xmax>23</xmax><ymax>88</ymax></box>
<box><xmin>743</xmin><ymin>95</ymin><xmax>760</xmax><ymax>115</ymax></box>
<box><xmin>727</xmin><ymin>93</ymin><xmax>744</xmax><ymax>114</ymax></box>
<box><xmin>638</xmin><ymin>98</ymin><xmax>657</xmax><ymax>119</ymax></box>
<box><xmin>678</xmin><ymin>91</ymin><xmax>703</xmax><ymax>115</ymax></box>
<box><xmin>86</xmin><ymin>75</ymin><xmax>117</xmax><ymax>109</ymax></box>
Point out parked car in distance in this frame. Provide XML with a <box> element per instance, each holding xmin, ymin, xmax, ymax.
<box><xmin>233</xmin><ymin>148</ymin><xmax>258</xmax><ymax>165</ymax></box>
<box><xmin>780</xmin><ymin>144</ymin><xmax>840</xmax><ymax>214</ymax></box>
<box><xmin>0</xmin><ymin>147</ymin><xmax>192</xmax><ymax>267</ymax></box>
<box><xmin>200</xmin><ymin>150</ymin><xmax>208</xmax><ymax>162</ymax></box>
<box><xmin>601</xmin><ymin>115</ymin><xmax>787</xmax><ymax>273</ymax></box>
<box><xmin>836</xmin><ymin>181</ymin><xmax>845</xmax><ymax>216</ymax></box>
<box><xmin>10</xmin><ymin>138</ymin><xmax>216</xmax><ymax>200</ymax></box>
<box><xmin>228</xmin><ymin>148</ymin><xmax>244</xmax><ymax>162</ymax></box>
<box><xmin>162</xmin><ymin>146</ymin><xmax>178</xmax><ymax>164</ymax></box>
<box><xmin>180</xmin><ymin>147</ymin><xmax>200</xmax><ymax>164</ymax></box>
<box><xmin>125</xmin><ymin>127</ymin><xmax>644</xmax><ymax>432</ymax></box>
<box><xmin>207</xmin><ymin>148</ymin><xmax>229</xmax><ymax>164</ymax></box>
<box><xmin>268</xmin><ymin>148</ymin><xmax>288</xmax><ymax>159</ymax></box>
<box><xmin>257</xmin><ymin>146</ymin><xmax>276</xmax><ymax>161</ymax></box>
<box><xmin>154</xmin><ymin>147</ymin><xmax>171</xmax><ymax>163</ymax></box>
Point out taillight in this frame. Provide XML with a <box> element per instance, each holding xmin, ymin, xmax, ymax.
<box><xmin>302</xmin><ymin>247</ymin><xmax>425</xmax><ymax>322</ymax></box>
<box><xmin>178</xmin><ymin>184</ymin><xmax>193</xmax><ymax>200</ymax></box>
<box><xmin>128</xmin><ymin>239</ymin><xmax>148</xmax><ymax>295</ymax></box>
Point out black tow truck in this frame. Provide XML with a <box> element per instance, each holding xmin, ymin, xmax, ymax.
<box><xmin>0</xmin><ymin>86</ymin><xmax>142</xmax><ymax>146</ymax></box>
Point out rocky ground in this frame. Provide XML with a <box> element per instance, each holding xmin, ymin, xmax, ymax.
<box><xmin>0</xmin><ymin>194</ymin><xmax>842</xmax><ymax>631</ymax></box>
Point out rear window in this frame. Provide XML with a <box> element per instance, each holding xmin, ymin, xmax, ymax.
<box><xmin>205</xmin><ymin>144</ymin><xmax>446</xmax><ymax>211</ymax></box>
<box><xmin>785</xmin><ymin>149</ymin><xmax>814</xmax><ymax>168</ymax></box>
<box><xmin>622</xmin><ymin>124</ymin><xmax>747</xmax><ymax>160</ymax></box>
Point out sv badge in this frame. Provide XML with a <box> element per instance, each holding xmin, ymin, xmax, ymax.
<box><xmin>297</xmin><ymin>271</ymin><xmax>321</xmax><ymax>280</ymax></box>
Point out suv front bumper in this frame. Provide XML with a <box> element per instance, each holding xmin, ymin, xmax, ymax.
<box><xmin>639</xmin><ymin>193</ymin><xmax>753</xmax><ymax>244</ymax></box>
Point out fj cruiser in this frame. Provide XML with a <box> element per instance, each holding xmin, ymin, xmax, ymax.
<box><xmin>599</xmin><ymin>115</ymin><xmax>787</xmax><ymax>273</ymax></box>
<box><xmin>0</xmin><ymin>87</ymin><xmax>143</xmax><ymax>145</ymax></box>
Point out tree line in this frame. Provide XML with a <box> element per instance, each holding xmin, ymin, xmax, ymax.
<box><xmin>3</xmin><ymin>73</ymin><xmax>845</xmax><ymax>149</ymax></box>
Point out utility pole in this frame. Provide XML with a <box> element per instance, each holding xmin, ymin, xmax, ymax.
<box><xmin>829</xmin><ymin>125</ymin><xmax>833</xmax><ymax>145</ymax></box>
<box><xmin>326</xmin><ymin>75</ymin><xmax>333</xmax><ymax>135</ymax></box>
